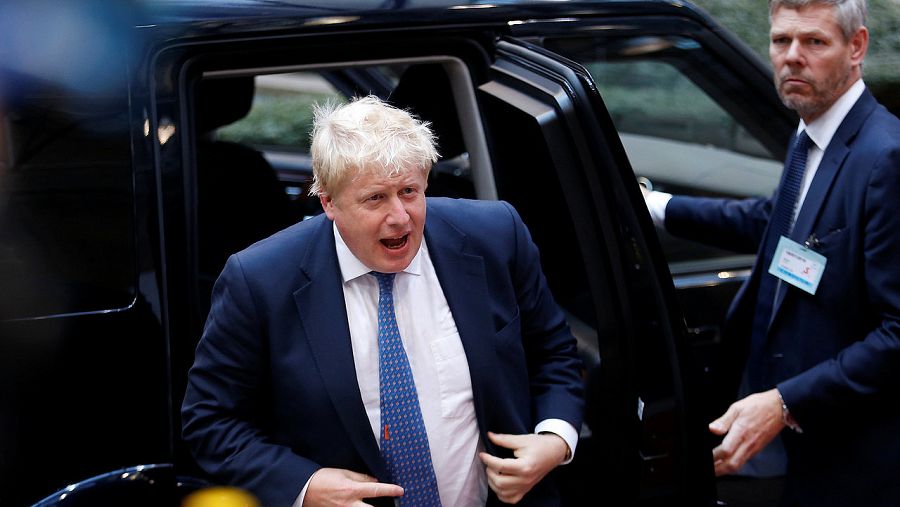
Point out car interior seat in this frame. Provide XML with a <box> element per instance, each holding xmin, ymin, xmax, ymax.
<box><xmin>194</xmin><ymin>76</ymin><xmax>294</xmax><ymax>320</ymax></box>
<box><xmin>388</xmin><ymin>63</ymin><xmax>475</xmax><ymax>199</ymax></box>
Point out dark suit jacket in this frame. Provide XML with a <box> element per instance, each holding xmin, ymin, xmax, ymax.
<box><xmin>182</xmin><ymin>198</ymin><xmax>584</xmax><ymax>507</ymax></box>
<box><xmin>666</xmin><ymin>89</ymin><xmax>900</xmax><ymax>506</ymax></box>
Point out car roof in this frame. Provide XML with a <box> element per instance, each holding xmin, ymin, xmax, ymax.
<box><xmin>139</xmin><ymin>0</ymin><xmax>716</xmax><ymax>38</ymax></box>
<box><xmin>0</xmin><ymin>1</ymin><xmax>724</xmax><ymax>80</ymax></box>
<box><xmin>145</xmin><ymin>0</ymin><xmax>699</xmax><ymax>19</ymax></box>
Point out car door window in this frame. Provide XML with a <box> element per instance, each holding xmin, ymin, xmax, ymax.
<box><xmin>0</xmin><ymin>76</ymin><xmax>136</xmax><ymax>320</ymax></box>
<box><xmin>589</xmin><ymin>59</ymin><xmax>780</xmax><ymax>197</ymax></box>
<box><xmin>217</xmin><ymin>72</ymin><xmax>343</xmax><ymax>153</ymax></box>
<box><xmin>213</xmin><ymin>71</ymin><xmax>345</xmax><ymax>220</ymax></box>
<box><xmin>544</xmin><ymin>35</ymin><xmax>784</xmax><ymax>273</ymax></box>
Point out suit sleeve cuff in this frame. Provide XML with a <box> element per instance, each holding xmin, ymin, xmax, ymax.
<box><xmin>535</xmin><ymin>418</ymin><xmax>579</xmax><ymax>465</ymax></box>
<box><xmin>292</xmin><ymin>477</ymin><xmax>312</xmax><ymax>507</ymax></box>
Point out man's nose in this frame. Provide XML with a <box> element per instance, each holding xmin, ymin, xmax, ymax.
<box><xmin>785</xmin><ymin>40</ymin><xmax>804</xmax><ymax>65</ymax></box>
<box><xmin>384</xmin><ymin>196</ymin><xmax>410</xmax><ymax>225</ymax></box>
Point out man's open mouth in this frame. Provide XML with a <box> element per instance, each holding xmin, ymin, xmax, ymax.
<box><xmin>380</xmin><ymin>234</ymin><xmax>409</xmax><ymax>250</ymax></box>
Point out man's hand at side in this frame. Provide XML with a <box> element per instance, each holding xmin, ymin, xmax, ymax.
<box><xmin>709</xmin><ymin>389</ymin><xmax>785</xmax><ymax>476</ymax></box>
<box><xmin>478</xmin><ymin>432</ymin><xmax>569</xmax><ymax>504</ymax></box>
<box><xmin>304</xmin><ymin>468</ymin><xmax>403</xmax><ymax>507</ymax></box>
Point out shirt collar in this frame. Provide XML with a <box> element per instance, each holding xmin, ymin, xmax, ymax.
<box><xmin>332</xmin><ymin>220</ymin><xmax>424</xmax><ymax>283</ymax></box>
<box><xmin>799</xmin><ymin>79</ymin><xmax>865</xmax><ymax>151</ymax></box>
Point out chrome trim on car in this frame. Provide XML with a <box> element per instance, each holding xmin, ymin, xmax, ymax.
<box><xmin>673</xmin><ymin>268</ymin><xmax>751</xmax><ymax>289</ymax></box>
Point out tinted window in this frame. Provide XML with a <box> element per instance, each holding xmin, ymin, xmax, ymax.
<box><xmin>546</xmin><ymin>35</ymin><xmax>783</xmax><ymax>270</ymax></box>
<box><xmin>218</xmin><ymin>72</ymin><xmax>344</xmax><ymax>153</ymax></box>
<box><xmin>586</xmin><ymin>58</ymin><xmax>780</xmax><ymax>198</ymax></box>
<box><xmin>0</xmin><ymin>82</ymin><xmax>135</xmax><ymax>320</ymax></box>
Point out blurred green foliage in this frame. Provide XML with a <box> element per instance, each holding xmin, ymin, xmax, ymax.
<box><xmin>218</xmin><ymin>93</ymin><xmax>341</xmax><ymax>151</ymax></box>
<box><xmin>585</xmin><ymin>61</ymin><xmax>766</xmax><ymax>155</ymax></box>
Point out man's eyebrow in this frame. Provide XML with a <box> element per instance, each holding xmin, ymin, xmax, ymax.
<box><xmin>770</xmin><ymin>28</ymin><xmax>832</xmax><ymax>39</ymax></box>
<box><xmin>799</xmin><ymin>28</ymin><xmax>832</xmax><ymax>38</ymax></box>
<box><xmin>355</xmin><ymin>185</ymin><xmax>386</xmax><ymax>196</ymax></box>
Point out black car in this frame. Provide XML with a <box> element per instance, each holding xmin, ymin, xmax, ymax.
<box><xmin>0</xmin><ymin>1</ymin><xmax>797</xmax><ymax>505</ymax></box>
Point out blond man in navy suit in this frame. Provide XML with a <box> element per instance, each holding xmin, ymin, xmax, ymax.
<box><xmin>183</xmin><ymin>96</ymin><xmax>584</xmax><ymax>507</ymax></box>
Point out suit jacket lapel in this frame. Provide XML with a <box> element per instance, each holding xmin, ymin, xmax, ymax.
<box><xmin>292</xmin><ymin>217</ymin><xmax>386</xmax><ymax>479</ymax></box>
<box><xmin>772</xmin><ymin>89</ymin><xmax>877</xmax><ymax>318</ymax></box>
<box><xmin>425</xmin><ymin>205</ymin><xmax>497</xmax><ymax>443</ymax></box>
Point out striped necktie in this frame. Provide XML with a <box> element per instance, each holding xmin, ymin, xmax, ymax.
<box><xmin>747</xmin><ymin>131</ymin><xmax>812</xmax><ymax>390</ymax></box>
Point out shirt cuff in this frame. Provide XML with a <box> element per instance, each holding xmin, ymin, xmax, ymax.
<box><xmin>292</xmin><ymin>478</ymin><xmax>312</xmax><ymax>507</ymax></box>
<box><xmin>776</xmin><ymin>387</ymin><xmax>803</xmax><ymax>434</ymax></box>
<box><xmin>535</xmin><ymin>418</ymin><xmax>579</xmax><ymax>465</ymax></box>
<box><xmin>644</xmin><ymin>190</ymin><xmax>673</xmax><ymax>229</ymax></box>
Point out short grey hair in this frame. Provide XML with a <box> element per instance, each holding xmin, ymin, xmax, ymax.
<box><xmin>309</xmin><ymin>95</ymin><xmax>439</xmax><ymax>196</ymax></box>
<box><xmin>769</xmin><ymin>0</ymin><xmax>867</xmax><ymax>41</ymax></box>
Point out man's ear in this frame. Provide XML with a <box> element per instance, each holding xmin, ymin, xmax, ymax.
<box><xmin>849</xmin><ymin>26</ymin><xmax>869</xmax><ymax>67</ymax></box>
<box><xmin>320</xmin><ymin>193</ymin><xmax>336</xmax><ymax>220</ymax></box>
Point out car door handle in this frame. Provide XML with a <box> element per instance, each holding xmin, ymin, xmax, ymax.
<box><xmin>686</xmin><ymin>324</ymin><xmax>719</xmax><ymax>345</ymax></box>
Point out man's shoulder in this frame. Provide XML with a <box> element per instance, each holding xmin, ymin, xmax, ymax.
<box><xmin>427</xmin><ymin>197</ymin><xmax>520</xmax><ymax>235</ymax></box>
<box><xmin>233</xmin><ymin>213</ymin><xmax>330</xmax><ymax>269</ymax></box>
<box><xmin>851</xmin><ymin>92</ymin><xmax>900</xmax><ymax>146</ymax></box>
<box><xmin>848</xmin><ymin>105</ymin><xmax>900</xmax><ymax>174</ymax></box>
<box><xmin>427</xmin><ymin>196</ymin><xmax>510</xmax><ymax>215</ymax></box>
<box><xmin>424</xmin><ymin>198</ymin><xmax>537</xmax><ymax>268</ymax></box>
<box><xmin>865</xmin><ymin>104</ymin><xmax>900</xmax><ymax>141</ymax></box>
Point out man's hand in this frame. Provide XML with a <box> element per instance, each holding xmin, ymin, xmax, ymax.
<box><xmin>709</xmin><ymin>389</ymin><xmax>785</xmax><ymax>476</ymax></box>
<box><xmin>304</xmin><ymin>468</ymin><xmax>403</xmax><ymax>507</ymax></box>
<box><xmin>478</xmin><ymin>431</ymin><xmax>569</xmax><ymax>504</ymax></box>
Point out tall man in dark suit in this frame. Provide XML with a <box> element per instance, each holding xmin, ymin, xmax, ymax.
<box><xmin>643</xmin><ymin>0</ymin><xmax>899</xmax><ymax>504</ymax></box>
<box><xmin>182</xmin><ymin>96</ymin><xmax>584</xmax><ymax>507</ymax></box>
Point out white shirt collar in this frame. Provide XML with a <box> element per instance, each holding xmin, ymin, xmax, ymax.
<box><xmin>799</xmin><ymin>79</ymin><xmax>865</xmax><ymax>151</ymax></box>
<box><xmin>332</xmin><ymin>220</ymin><xmax>424</xmax><ymax>283</ymax></box>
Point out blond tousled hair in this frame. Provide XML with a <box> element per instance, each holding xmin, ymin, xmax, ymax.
<box><xmin>309</xmin><ymin>95</ymin><xmax>439</xmax><ymax>196</ymax></box>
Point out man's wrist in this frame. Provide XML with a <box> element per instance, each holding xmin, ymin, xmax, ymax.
<box><xmin>538</xmin><ymin>431</ymin><xmax>571</xmax><ymax>463</ymax></box>
<box><xmin>776</xmin><ymin>390</ymin><xmax>803</xmax><ymax>434</ymax></box>
<box><xmin>534</xmin><ymin>419</ymin><xmax>578</xmax><ymax>464</ymax></box>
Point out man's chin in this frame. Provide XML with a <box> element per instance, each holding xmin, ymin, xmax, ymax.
<box><xmin>372</xmin><ymin>261</ymin><xmax>413</xmax><ymax>274</ymax></box>
<box><xmin>780</xmin><ymin>94</ymin><xmax>820</xmax><ymax>118</ymax></box>
<box><xmin>370</xmin><ymin>251</ymin><xmax>415</xmax><ymax>274</ymax></box>
<box><xmin>782</xmin><ymin>99</ymin><xmax>828</xmax><ymax>123</ymax></box>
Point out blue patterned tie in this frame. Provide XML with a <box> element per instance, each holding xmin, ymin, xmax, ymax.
<box><xmin>372</xmin><ymin>272</ymin><xmax>441</xmax><ymax>506</ymax></box>
<box><xmin>747</xmin><ymin>131</ymin><xmax>812</xmax><ymax>390</ymax></box>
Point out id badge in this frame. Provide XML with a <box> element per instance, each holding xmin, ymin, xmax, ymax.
<box><xmin>768</xmin><ymin>236</ymin><xmax>827</xmax><ymax>295</ymax></box>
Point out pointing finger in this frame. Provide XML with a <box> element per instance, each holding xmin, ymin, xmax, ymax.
<box><xmin>709</xmin><ymin>407</ymin><xmax>737</xmax><ymax>435</ymax></box>
<box><xmin>360</xmin><ymin>482</ymin><xmax>404</xmax><ymax>498</ymax></box>
<box><xmin>487</xmin><ymin>431</ymin><xmax>527</xmax><ymax>450</ymax></box>
<box><xmin>479</xmin><ymin>451</ymin><xmax>503</xmax><ymax>469</ymax></box>
<box><xmin>344</xmin><ymin>470</ymin><xmax>379</xmax><ymax>483</ymax></box>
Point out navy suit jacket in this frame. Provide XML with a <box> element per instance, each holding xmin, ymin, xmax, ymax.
<box><xmin>182</xmin><ymin>198</ymin><xmax>584</xmax><ymax>507</ymax></box>
<box><xmin>666</xmin><ymin>89</ymin><xmax>900</xmax><ymax>506</ymax></box>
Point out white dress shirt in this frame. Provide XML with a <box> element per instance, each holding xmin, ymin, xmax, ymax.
<box><xmin>337</xmin><ymin>226</ymin><xmax>486</xmax><ymax>507</ymax></box>
<box><xmin>294</xmin><ymin>222</ymin><xmax>578</xmax><ymax>506</ymax></box>
<box><xmin>644</xmin><ymin>79</ymin><xmax>866</xmax><ymax>228</ymax></box>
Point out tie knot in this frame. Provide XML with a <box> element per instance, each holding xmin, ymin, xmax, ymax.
<box><xmin>371</xmin><ymin>271</ymin><xmax>396</xmax><ymax>294</ymax></box>
<box><xmin>795</xmin><ymin>130</ymin><xmax>812</xmax><ymax>151</ymax></box>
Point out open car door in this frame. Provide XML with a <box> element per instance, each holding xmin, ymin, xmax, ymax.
<box><xmin>475</xmin><ymin>38</ymin><xmax>715</xmax><ymax>506</ymax></box>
